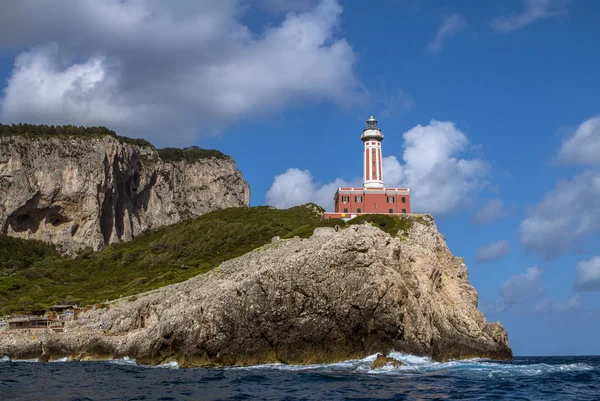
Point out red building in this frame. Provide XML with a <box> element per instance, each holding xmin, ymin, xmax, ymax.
<box><xmin>323</xmin><ymin>116</ymin><xmax>411</xmax><ymax>220</ymax></box>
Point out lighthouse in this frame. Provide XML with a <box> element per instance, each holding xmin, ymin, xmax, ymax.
<box><xmin>322</xmin><ymin>116</ymin><xmax>411</xmax><ymax>219</ymax></box>
<box><xmin>362</xmin><ymin>116</ymin><xmax>384</xmax><ymax>189</ymax></box>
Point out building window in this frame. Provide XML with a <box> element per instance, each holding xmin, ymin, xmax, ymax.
<box><xmin>342</xmin><ymin>196</ymin><xmax>349</xmax><ymax>203</ymax></box>
<box><xmin>389</xmin><ymin>208</ymin><xmax>393</xmax><ymax>213</ymax></box>
<box><xmin>357</xmin><ymin>208</ymin><xmax>361</xmax><ymax>213</ymax></box>
<box><xmin>355</xmin><ymin>196</ymin><xmax>362</xmax><ymax>202</ymax></box>
<box><xmin>402</xmin><ymin>209</ymin><xmax>406</xmax><ymax>213</ymax></box>
<box><xmin>343</xmin><ymin>208</ymin><xmax>348</xmax><ymax>213</ymax></box>
<box><xmin>402</xmin><ymin>197</ymin><xmax>406</xmax><ymax>203</ymax></box>
<box><xmin>387</xmin><ymin>196</ymin><xmax>394</xmax><ymax>203</ymax></box>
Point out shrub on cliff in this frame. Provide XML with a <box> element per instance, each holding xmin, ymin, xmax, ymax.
<box><xmin>0</xmin><ymin>235</ymin><xmax>60</xmax><ymax>275</ymax></box>
<box><xmin>0</xmin><ymin>123</ymin><xmax>152</xmax><ymax>147</ymax></box>
<box><xmin>157</xmin><ymin>146</ymin><xmax>227</xmax><ymax>162</ymax></box>
<box><xmin>347</xmin><ymin>214</ymin><xmax>413</xmax><ymax>236</ymax></box>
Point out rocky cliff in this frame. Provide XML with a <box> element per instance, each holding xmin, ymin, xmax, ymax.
<box><xmin>0</xmin><ymin>130</ymin><xmax>250</xmax><ymax>253</ymax></box>
<box><xmin>0</xmin><ymin>216</ymin><xmax>512</xmax><ymax>366</ymax></box>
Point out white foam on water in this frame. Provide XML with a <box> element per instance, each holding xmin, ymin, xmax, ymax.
<box><xmin>0</xmin><ymin>355</ymin><xmax>10</xmax><ymax>362</ymax></box>
<box><xmin>106</xmin><ymin>357</ymin><xmax>179</xmax><ymax>369</ymax></box>
<box><xmin>108</xmin><ymin>356</ymin><xmax>138</xmax><ymax>366</ymax></box>
<box><xmin>225</xmin><ymin>352</ymin><xmax>595</xmax><ymax>378</ymax></box>
<box><xmin>152</xmin><ymin>361</ymin><xmax>179</xmax><ymax>370</ymax></box>
<box><xmin>49</xmin><ymin>357</ymin><xmax>68</xmax><ymax>363</ymax></box>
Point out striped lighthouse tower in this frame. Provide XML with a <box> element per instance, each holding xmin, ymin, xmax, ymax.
<box><xmin>361</xmin><ymin>116</ymin><xmax>384</xmax><ymax>189</ymax></box>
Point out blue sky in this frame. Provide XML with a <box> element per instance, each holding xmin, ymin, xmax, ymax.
<box><xmin>1</xmin><ymin>0</ymin><xmax>599</xmax><ymax>356</ymax></box>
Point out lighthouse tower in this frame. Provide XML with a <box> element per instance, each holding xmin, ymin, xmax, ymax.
<box><xmin>362</xmin><ymin>116</ymin><xmax>384</xmax><ymax>189</ymax></box>
<box><xmin>322</xmin><ymin>116</ymin><xmax>412</xmax><ymax>219</ymax></box>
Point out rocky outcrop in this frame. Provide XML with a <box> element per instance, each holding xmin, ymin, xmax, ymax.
<box><xmin>0</xmin><ymin>135</ymin><xmax>250</xmax><ymax>253</ymax></box>
<box><xmin>0</xmin><ymin>216</ymin><xmax>512</xmax><ymax>366</ymax></box>
<box><xmin>371</xmin><ymin>353</ymin><xmax>403</xmax><ymax>369</ymax></box>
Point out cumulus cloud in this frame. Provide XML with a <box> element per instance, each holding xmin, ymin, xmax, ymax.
<box><xmin>474</xmin><ymin>240</ymin><xmax>511</xmax><ymax>263</ymax></box>
<box><xmin>427</xmin><ymin>13</ymin><xmax>467</xmax><ymax>54</ymax></box>
<box><xmin>557</xmin><ymin>116</ymin><xmax>600</xmax><ymax>166</ymax></box>
<box><xmin>385</xmin><ymin>120</ymin><xmax>488</xmax><ymax>215</ymax></box>
<box><xmin>501</xmin><ymin>266</ymin><xmax>544</xmax><ymax>305</ymax></box>
<box><xmin>575</xmin><ymin>256</ymin><xmax>600</xmax><ymax>292</ymax></box>
<box><xmin>490</xmin><ymin>0</ymin><xmax>567</xmax><ymax>33</ymax></box>
<box><xmin>519</xmin><ymin>171</ymin><xmax>600</xmax><ymax>259</ymax></box>
<box><xmin>265</xmin><ymin>168</ymin><xmax>353</xmax><ymax>210</ymax></box>
<box><xmin>472</xmin><ymin>198</ymin><xmax>513</xmax><ymax>224</ymax></box>
<box><xmin>266</xmin><ymin>120</ymin><xmax>488</xmax><ymax>213</ymax></box>
<box><xmin>0</xmin><ymin>0</ymin><xmax>359</xmax><ymax>144</ymax></box>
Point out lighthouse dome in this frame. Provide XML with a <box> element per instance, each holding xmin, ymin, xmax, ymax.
<box><xmin>361</xmin><ymin>115</ymin><xmax>384</xmax><ymax>141</ymax></box>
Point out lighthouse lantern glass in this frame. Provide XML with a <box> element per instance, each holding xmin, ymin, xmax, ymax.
<box><xmin>366</xmin><ymin>117</ymin><xmax>378</xmax><ymax>130</ymax></box>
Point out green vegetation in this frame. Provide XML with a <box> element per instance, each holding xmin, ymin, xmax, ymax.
<box><xmin>0</xmin><ymin>124</ymin><xmax>227</xmax><ymax>162</ymax></box>
<box><xmin>0</xmin><ymin>205</ymin><xmax>322</xmax><ymax>314</ymax></box>
<box><xmin>0</xmin><ymin>236</ymin><xmax>61</xmax><ymax>277</ymax></box>
<box><xmin>0</xmin><ymin>123</ymin><xmax>152</xmax><ymax>147</ymax></box>
<box><xmin>346</xmin><ymin>214</ymin><xmax>414</xmax><ymax>236</ymax></box>
<box><xmin>158</xmin><ymin>146</ymin><xmax>228</xmax><ymax>162</ymax></box>
<box><xmin>0</xmin><ymin>205</ymin><xmax>427</xmax><ymax>314</ymax></box>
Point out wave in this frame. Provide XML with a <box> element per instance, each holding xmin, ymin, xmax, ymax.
<box><xmin>108</xmin><ymin>357</ymin><xmax>179</xmax><ymax>370</ymax></box>
<box><xmin>2</xmin><ymin>352</ymin><xmax>593</xmax><ymax>377</ymax></box>
<box><xmin>226</xmin><ymin>352</ymin><xmax>595</xmax><ymax>377</ymax></box>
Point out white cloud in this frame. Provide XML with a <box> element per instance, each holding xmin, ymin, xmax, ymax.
<box><xmin>519</xmin><ymin>171</ymin><xmax>600</xmax><ymax>259</ymax></box>
<box><xmin>266</xmin><ymin>120</ymin><xmax>488</xmax><ymax>214</ymax></box>
<box><xmin>485</xmin><ymin>268</ymin><xmax>581</xmax><ymax>314</ymax></box>
<box><xmin>474</xmin><ymin>240</ymin><xmax>511</xmax><ymax>263</ymax></box>
<box><xmin>259</xmin><ymin>0</ymin><xmax>318</xmax><ymax>13</ymax></box>
<box><xmin>385</xmin><ymin>120</ymin><xmax>488</xmax><ymax>215</ymax></box>
<box><xmin>557</xmin><ymin>116</ymin><xmax>600</xmax><ymax>166</ymax></box>
<box><xmin>501</xmin><ymin>266</ymin><xmax>544</xmax><ymax>305</ymax></box>
<box><xmin>265</xmin><ymin>168</ymin><xmax>353</xmax><ymax>210</ymax></box>
<box><xmin>0</xmin><ymin>0</ymin><xmax>359</xmax><ymax>145</ymax></box>
<box><xmin>427</xmin><ymin>13</ymin><xmax>467</xmax><ymax>54</ymax></box>
<box><xmin>472</xmin><ymin>198</ymin><xmax>513</xmax><ymax>224</ymax></box>
<box><xmin>490</xmin><ymin>0</ymin><xmax>567</xmax><ymax>33</ymax></box>
<box><xmin>575</xmin><ymin>256</ymin><xmax>600</xmax><ymax>292</ymax></box>
<box><xmin>533</xmin><ymin>295</ymin><xmax>580</xmax><ymax>313</ymax></box>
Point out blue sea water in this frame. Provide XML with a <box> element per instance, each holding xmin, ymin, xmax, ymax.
<box><xmin>0</xmin><ymin>353</ymin><xmax>598</xmax><ymax>401</ymax></box>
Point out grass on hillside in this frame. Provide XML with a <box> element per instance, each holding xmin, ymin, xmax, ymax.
<box><xmin>0</xmin><ymin>206</ymin><xmax>423</xmax><ymax>314</ymax></box>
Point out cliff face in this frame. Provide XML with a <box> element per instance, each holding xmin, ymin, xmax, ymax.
<box><xmin>0</xmin><ymin>217</ymin><xmax>512</xmax><ymax>366</ymax></box>
<box><xmin>0</xmin><ymin>135</ymin><xmax>250</xmax><ymax>253</ymax></box>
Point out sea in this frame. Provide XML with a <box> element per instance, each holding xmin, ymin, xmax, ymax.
<box><xmin>0</xmin><ymin>353</ymin><xmax>598</xmax><ymax>401</ymax></box>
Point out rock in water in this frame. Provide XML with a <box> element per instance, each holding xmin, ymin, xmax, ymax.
<box><xmin>0</xmin><ymin>134</ymin><xmax>250</xmax><ymax>254</ymax></box>
<box><xmin>0</xmin><ymin>217</ymin><xmax>512</xmax><ymax>366</ymax></box>
<box><xmin>371</xmin><ymin>353</ymin><xmax>403</xmax><ymax>369</ymax></box>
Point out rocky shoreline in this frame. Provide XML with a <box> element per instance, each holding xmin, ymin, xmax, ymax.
<box><xmin>0</xmin><ymin>217</ymin><xmax>512</xmax><ymax>367</ymax></box>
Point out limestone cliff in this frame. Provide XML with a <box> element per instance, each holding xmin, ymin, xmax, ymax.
<box><xmin>0</xmin><ymin>216</ymin><xmax>512</xmax><ymax>366</ymax></box>
<box><xmin>0</xmin><ymin>133</ymin><xmax>250</xmax><ymax>253</ymax></box>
